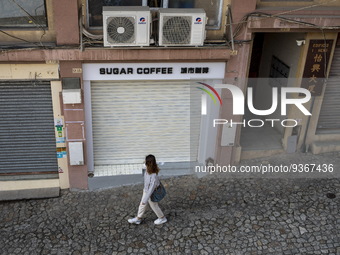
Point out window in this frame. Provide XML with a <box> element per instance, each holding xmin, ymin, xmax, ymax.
<box><xmin>0</xmin><ymin>0</ymin><xmax>47</xmax><ymax>28</ymax></box>
<box><xmin>88</xmin><ymin>0</ymin><xmax>143</xmax><ymax>27</ymax></box>
<box><xmin>269</xmin><ymin>55</ymin><xmax>290</xmax><ymax>89</ymax></box>
<box><xmin>169</xmin><ymin>0</ymin><xmax>222</xmax><ymax>29</ymax></box>
<box><xmin>87</xmin><ymin>0</ymin><xmax>222</xmax><ymax>29</ymax></box>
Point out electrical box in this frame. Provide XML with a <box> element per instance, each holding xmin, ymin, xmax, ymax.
<box><xmin>62</xmin><ymin>90</ymin><xmax>82</xmax><ymax>104</ymax></box>
<box><xmin>69</xmin><ymin>142</ymin><xmax>84</xmax><ymax>165</ymax></box>
<box><xmin>62</xmin><ymin>78</ymin><xmax>82</xmax><ymax>104</ymax></box>
<box><xmin>287</xmin><ymin>135</ymin><xmax>298</xmax><ymax>153</ymax></box>
<box><xmin>221</xmin><ymin>123</ymin><xmax>237</xmax><ymax>146</ymax></box>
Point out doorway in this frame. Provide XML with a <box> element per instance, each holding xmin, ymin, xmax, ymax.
<box><xmin>240</xmin><ymin>32</ymin><xmax>305</xmax><ymax>158</ymax></box>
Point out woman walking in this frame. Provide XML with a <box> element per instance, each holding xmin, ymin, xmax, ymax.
<box><xmin>128</xmin><ymin>154</ymin><xmax>167</xmax><ymax>225</ymax></box>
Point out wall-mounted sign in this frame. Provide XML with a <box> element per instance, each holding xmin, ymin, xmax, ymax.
<box><xmin>56</xmin><ymin>137</ymin><xmax>65</xmax><ymax>143</ymax></box>
<box><xmin>72</xmin><ymin>68</ymin><xmax>82</xmax><ymax>74</ymax></box>
<box><xmin>54</xmin><ymin>118</ymin><xmax>63</xmax><ymax>127</ymax></box>
<box><xmin>82</xmin><ymin>62</ymin><xmax>226</xmax><ymax>81</ymax></box>
<box><xmin>57</xmin><ymin>147</ymin><xmax>67</xmax><ymax>158</ymax></box>
<box><xmin>301</xmin><ymin>40</ymin><xmax>333</xmax><ymax>96</ymax></box>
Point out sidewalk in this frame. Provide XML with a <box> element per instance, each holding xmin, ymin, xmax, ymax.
<box><xmin>0</xmin><ymin>152</ymin><xmax>339</xmax><ymax>255</ymax></box>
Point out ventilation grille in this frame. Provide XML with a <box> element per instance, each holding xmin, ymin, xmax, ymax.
<box><xmin>106</xmin><ymin>16</ymin><xmax>135</xmax><ymax>44</ymax></box>
<box><xmin>162</xmin><ymin>16</ymin><xmax>191</xmax><ymax>45</ymax></box>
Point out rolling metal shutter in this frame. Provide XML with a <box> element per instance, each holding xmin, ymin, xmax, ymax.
<box><xmin>0</xmin><ymin>81</ymin><xmax>58</xmax><ymax>175</ymax></box>
<box><xmin>317</xmin><ymin>46</ymin><xmax>340</xmax><ymax>132</ymax></box>
<box><xmin>91</xmin><ymin>80</ymin><xmax>201</xmax><ymax>170</ymax></box>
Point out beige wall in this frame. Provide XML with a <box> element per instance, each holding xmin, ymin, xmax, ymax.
<box><xmin>51</xmin><ymin>81</ymin><xmax>70</xmax><ymax>189</ymax></box>
<box><xmin>0</xmin><ymin>64</ymin><xmax>59</xmax><ymax>80</ymax></box>
<box><xmin>0</xmin><ymin>179</ymin><xmax>59</xmax><ymax>191</ymax></box>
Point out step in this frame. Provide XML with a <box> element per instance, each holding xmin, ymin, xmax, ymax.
<box><xmin>88</xmin><ymin>162</ymin><xmax>194</xmax><ymax>191</ymax></box>
<box><xmin>311</xmin><ymin>141</ymin><xmax>340</xmax><ymax>154</ymax></box>
<box><xmin>0</xmin><ymin>179</ymin><xmax>60</xmax><ymax>201</ymax></box>
<box><xmin>241</xmin><ymin>148</ymin><xmax>285</xmax><ymax>160</ymax></box>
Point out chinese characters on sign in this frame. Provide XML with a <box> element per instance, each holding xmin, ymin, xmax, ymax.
<box><xmin>180</xmin><ymin>67</ymin><xmax>210</xmax><ymax>74</ymax></box>
<box><xmin>83</xmin><ymin>63</ymin><xmax>226</xmax><ymax>81</ymax></box>
<box><xmin>301</xmin><ymin>40</ymin><xmax>333</xmax><ymax>96</ymax></box>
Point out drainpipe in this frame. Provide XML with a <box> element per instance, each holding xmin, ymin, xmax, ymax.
<box><xmin>303</xmin><ymin>96</ymin><xmax>315</xmax><ymax>153</ymax></box>
<box><xmin>227</xmin><ymin>5</ymin><xmax>235</xmax><ymax>52</ymax></box>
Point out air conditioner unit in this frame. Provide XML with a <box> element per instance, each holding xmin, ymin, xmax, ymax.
<box><xmin>103</xmin><ymin>6</ymin><xmax>151</xmax><ymax>47</ymax></box>
<box><xmin>158</xmin><ymin>8</ymin><xmax>206</xmax><ymax>47</ymax></box>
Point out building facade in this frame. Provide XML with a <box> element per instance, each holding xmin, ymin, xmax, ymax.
<box><xmin>0</xmin><ymin>0</ymin><xmax>339</xmax><ymax>200</ymax></box>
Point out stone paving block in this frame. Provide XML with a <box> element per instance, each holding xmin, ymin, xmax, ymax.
<box><xmin>0</xmin><ymin>152</ymin><xmax>339</xmax><ymax>254</ymax></box>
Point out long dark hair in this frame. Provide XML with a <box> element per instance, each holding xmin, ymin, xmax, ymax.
<box><xmin>145</xmin><ymin>154</ymin><xmax>160</xmax><ymax>175</ymax></box>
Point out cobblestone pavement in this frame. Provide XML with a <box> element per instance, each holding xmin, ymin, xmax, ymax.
<box><xmin>1</xmin><ymin>152</ymin><xmax>340</xmax><ymax>255</ymax></box>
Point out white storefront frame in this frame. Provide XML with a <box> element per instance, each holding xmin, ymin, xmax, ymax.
<box><xmin>83</xmin><ymin>62</ymin><xmax>226</xmax><ymax>174</ymax></box>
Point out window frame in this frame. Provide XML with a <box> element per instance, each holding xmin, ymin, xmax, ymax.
<box><xmin>0</xmin><ymin>0</ymin><xmax>55</xmax><ymax>45</ymax></box>
<box><xmin>0</xmin><ymin>0</ymin><xmax>48</xmax><ymax>29</ymax></box>
<box><xmin>85</xmin><ymin>0</ymin><xmax>223</xmax><ymax>30</ymax></box>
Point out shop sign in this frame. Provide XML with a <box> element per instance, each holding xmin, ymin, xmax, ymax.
<box><xmin>301</xmin><ymin>40</ymin><xmax>333</xmax><ymax>96</ymax></box>
<box><xmin>82</xmin><ymin>62</ymin><xmax>226</xmax><ymax>81</ymax></box>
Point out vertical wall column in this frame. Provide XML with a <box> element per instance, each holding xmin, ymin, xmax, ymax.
<box><xmin>215</xmin><ymin>0</ymin><xmax>255</xmax><ymax>166</ymax></box>
<box><xmin>60</xmin><ymin>61</ymin><xmax>88</xmax><ymax>189</ymax></box>
<box><xmin>52</xmin><ymin>0</ymin><xmax>80</xmax><ymax>46</ymax></box>
<box><xmin>51</xmin><ymin>80</ymin><xmax>70</xmax><ymax>189</ymax></box>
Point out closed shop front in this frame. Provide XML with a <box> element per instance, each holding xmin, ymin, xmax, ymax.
<box><xmin>83</xmin><ymin>62</ymin><xmax>226</xmax><ymax>176</ymax></box>
<box><xmin>0</xmin><ymin>81</ymin><xmax>58</xmax><ymax>176</ymax></box>
<box><xmin>91</xmin><ymin>81</ymin><xmax>201</xmax><ymax>168</ymax></box>
<box><xmin>0</xmin><ymin>64</ymin><xmax>61</xmax><ymax>200</ymax></box>
<box><xmin>317</xmin><ymin>45</ymin><xmax>340</xmax><ymax>133</ymax></box>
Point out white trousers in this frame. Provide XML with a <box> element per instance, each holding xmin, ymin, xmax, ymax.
<box><xmin>137</xmin><ymin>191</ymin><xmax>164</xmax><ymax>219</ymax></box>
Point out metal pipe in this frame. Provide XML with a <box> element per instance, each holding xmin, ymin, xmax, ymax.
<box><xmin>227</xmin><ymin>5</ymin><xmax>235</xmax><ymax>52</ymax></box>
<box><xmin>79</xmin><ymin>6</ymin><xmax>84</xmax><ymax>51</ymax></box>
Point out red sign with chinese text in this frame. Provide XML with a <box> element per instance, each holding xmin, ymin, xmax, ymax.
<box><xmin>301</xmin><ymin>40</ymin><xmax>334</xmax><ymax>96</ymax></box>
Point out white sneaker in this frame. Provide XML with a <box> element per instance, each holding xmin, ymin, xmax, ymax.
<box><xmin>154</xmin><ymin>217</ymin><xmax>167</xmax><ymax>225</ymax></box>
<box><xmin>128</xmin><ymin>217</ymin><xmax>141</xmax><ymax>224</ymax></box>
